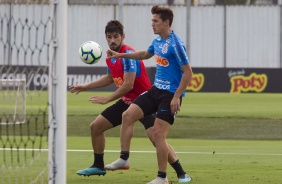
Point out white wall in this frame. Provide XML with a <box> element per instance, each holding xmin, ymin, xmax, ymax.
<box><xmin>68</xmin><ymin>4</ymin><xmax>115</xmax><ymax>67</ymax></box>
<box><xmin>226</xmin><ymin>6</ymin><xmax>280</xmax><ymax>68</ymax></box>
<box><xmin>68</xmin><ymin>4</ymin><xmax>281</xmax><ymax>68</ymax></box>
<box><xmin>1</xmin><ymin>4</ymin><xmax>281</xmax><ymax>68</ymax></box>
<box><xmin>191</xmin><ymin>6</ymin><xmax>225</xmax><ymax>67</ymax></box>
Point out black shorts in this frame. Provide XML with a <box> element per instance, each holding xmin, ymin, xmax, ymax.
<box><xmin>101</xmin><ymin>99</ymin><xmax>155</xmax><ymax>129</ymax></box>
<box><xmin>132</xmin><ymin>86</ymin><xmax>182</xmax><ymax>125</ymax></box>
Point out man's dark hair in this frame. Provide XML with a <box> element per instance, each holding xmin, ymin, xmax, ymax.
<box><xmin>151</xmin><ymin>5</ymin><xmax>174</xmax><ymax>27</ymax></box>
<box><xmin>105</xmin><ymin>20</ymin><xmax>124</xmax><ymax>35</ymax></box>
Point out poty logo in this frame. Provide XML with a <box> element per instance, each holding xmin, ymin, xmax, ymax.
<box><xmin>230</xmin><ymin>73</ymin><xmax>267</xmax><ymax>93</ymax></box>
<box><xmin>113</xmin><ymin>77</ymin><xmax>123</xmax><ymax>87</ymax></box>
<box><xmin>187</xmin><ymin>73</ymin><xmax>204</xmax><ymax>92</ymax></box>
<box><xmin>154</xmin><ymin>55</ymin><xmax>169</xmax><ymax>67</ymax></box>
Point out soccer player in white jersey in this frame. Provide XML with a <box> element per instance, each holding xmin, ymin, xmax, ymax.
<box><xmin>106</xmin><ymin>5</ymin><xmax>193</xmax><ymax>184</ymax></box>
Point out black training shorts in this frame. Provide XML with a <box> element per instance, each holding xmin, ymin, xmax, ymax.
<box><xmin>101</xmin><ymin>99</ymin><xmax>155</xmax><ymax>129</ymax></box>
<box><xmin>132</xmin><ymin>86</ymin><xmax>182</xmax><ymax>125</ymax></box>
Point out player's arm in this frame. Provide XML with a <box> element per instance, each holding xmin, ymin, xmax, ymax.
<box><xmin>174</xmin><ymin>64</ymin><xmax>193</xmax><ymax>99</ymax></box>
<box><xmin>85</xmin><ymin>74</ymin><xmax>113</xmax><ymax>89</ymax></box>
<box><xmin>89</xmin><ymin>56</ymin><xmax>138</xmax><ymax>104</ymax></box>
<box><xmin>171</xmin><ymin>64</ymin><xmax>193</xmax><ymax>114</ymax></box>
<box><xmin>103</xmin><ymin>72</ymin><xmax>136</xmax><ymax>103</ymax></box>
<box><xmin>107</xmin><ymin>50</ymin><xmax>153</xmax><ymax>60</ymax></box>
<box><xmin>69</xmin><ymin>74</ymin><xmax>113</xmax><ymax>94</ymax></box>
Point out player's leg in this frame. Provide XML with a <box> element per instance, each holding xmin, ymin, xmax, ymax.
<box><xmin>104</xmin><ymin>103</ymin><xmax>143</xmax><ymax>170</ymax></box>
<box><xmin>76</xmin><ymin>100</ymin><xmax>128</xmax><ymax>176</ymax></box>
<box><xmin>119</xmin><ymin>89</ymin><xmax>157</xmax><ymax>154</ymax></box>
<box><xmin>76</xmin><ymin>115</ymin><xmax>112</xmax><ymax>176</ymax></box>
<box><xmin>90</xmin><ymin>115</ymin><xmax>113</xmax><ymax>167</ymax></box>
<box><xmin>167</xmin><ymin>144</ymin><xmax>191</xmax><ymax>183</ymax></box>
<box><xmin>148</xmin><ymin>87</ymin><xmax>191</xmax><ymax>183</ymax></box>
<box><xmin>120</xmin><ymin>103</ymin><xmax>144</xmax><ymax>151</ymax></box>
<box><xmin>105</xmin><ymin>90</ymin><xmax>155</xmax><ymax>171</ymax></box>
<box><xmin>146</xmin><ymin>117</ymin><xmax>171</xmax><ymax>184</ymax></box>
<box><xmin>154</xmin><ymin>118</ymin><xmax>171</xmax><ymax>177</ymax></box>
<box><xmin>143</xmin><ymin>116</ymin><xmax>191</xmax><ymax>182</ymax></box>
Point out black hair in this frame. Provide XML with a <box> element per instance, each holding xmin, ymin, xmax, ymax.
<box><xmin>105</xmin><ymin>20</ymin><xmax>124</xmax><ymax>35</ymax></box>
<box><xmin>151</xmin><ymin>5</ymin><xmax>174</xmax><ymax>27</ymax></box>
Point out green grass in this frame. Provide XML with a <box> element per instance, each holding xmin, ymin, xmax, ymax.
<box><xmin>66</xmin><ymin>92</ymin><xmax>282</xmax><ymax>183</ymax></box>
<box><xmin>66</xmin><ymin>137</ymin><xmax>282</xmax><ymax>184</ymax></box>
<box><xmin>1</xmin><ymin>92</ymin><xmax>282</xmax><ymax>183</ymax></box>
<box><xmin>67</xmin><ymin>92</ymin><xmax>282</xmax><ymax>140</ymax></box>
<box><xmin>2</xmin><ymin>91</ymin><xmax>281</xmax><ymax>118</ymax></box>
<box><xmin>67</xmin><ymin>92</ymin><xmax>282</xmax><ymax>119</ymax></box>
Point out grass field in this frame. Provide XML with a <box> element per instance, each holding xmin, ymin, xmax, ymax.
<box><xmin>1</xmin><ymin>92</ymin><xmax>282</xmax><ymax>183</ymax></box>
<box><xmin>67</xmin><ymin>92</ymin><xmax>282</xmax><ymax>140</ymax></box>
<box><xmin>66</xmin><ymin>92</ymin><xmax>282</xmax><ymax>184</ymax></box>
<box><xmin>67</xmin><ymin>92</ymin><xmax>282</xmax><ymax>119</ymax></box>
<box><xmin>67</xmin><ymin>137</ymin><xmax>282</xmax><ymax>184</ymax></box>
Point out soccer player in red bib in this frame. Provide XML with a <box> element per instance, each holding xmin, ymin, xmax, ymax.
<box><xmin>69</xmin><ymin>20</ymin><xmax>189</xmax><ymax>182</ymax></box>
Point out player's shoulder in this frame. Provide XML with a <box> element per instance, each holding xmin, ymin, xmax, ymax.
<box><xmin>170</xmin><ymin>31</ymin><xmax>183</xmax><ymax>43</ymax></box>
<box><xmin>120</xmin><ymin>44</ymin><xmax>135</xmax><ymax>53</ymax></box>
<box><xmin>153</xmin><ymin>35</ymin><xmax>162</xmax><ymax>42</ymax></box>
<box><xmin>124</xmin><ymin>49</ymin><xmax>134</xmax><ymax>54</ymax></box>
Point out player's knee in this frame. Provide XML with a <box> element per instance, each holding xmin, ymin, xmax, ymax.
<box><xmin>122</xmin><ymin>110</ymin><xmax>133</xmax><ymax>124</ymax></box>
<box><xmin>147</xmin><ymin>131</ymin><xmax>156</xmax><ymax>147</ymax></box>
<box><xmin>152</xmin><ymin>129</ymin><xmax>166</xmax><ymax>143</ymax></box>
<box><xmin>90</xmin><ymin>121</ymin><xmax>102</xmax><ymax>134</ymax></box>
<box><xmin>90</xmin><ymin>121</ymin><xmax>96</xmax><ymax>131</ymax></box>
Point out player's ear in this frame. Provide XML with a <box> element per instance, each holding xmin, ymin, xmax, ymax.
<box><xmin>121</xmin><ymin>34</ymin><xmax>125</xmax><ymax>41</ymax></box>
<box><xmin>164</xmin><ymin>19</ymin><xmax>170</xmax><ymax>26</ymax></box>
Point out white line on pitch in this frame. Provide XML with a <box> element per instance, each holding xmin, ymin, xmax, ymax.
<box><xmin>1</xmin><ymin>148</ymin><xmax>282</xmax><ymax>156</ymax></box>
<box><xmin>69</xmin><ymin>149</ymin><xmax>282</xmax><ymax>156</ymax></box>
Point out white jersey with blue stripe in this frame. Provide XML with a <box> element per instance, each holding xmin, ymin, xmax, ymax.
<box><xmin>147</xmin><ymin>31</ymin><xmax>189</xmax><ymax>95</ymax></box>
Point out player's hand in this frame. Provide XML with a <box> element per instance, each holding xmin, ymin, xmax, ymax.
<box><xmin>69</xmin><ymin>84</ymin><xmax>87</xmax><ymax>94</ymax></box>
<box><xmin>170</xmin><ymin>97</ymin><xmax>181</xmax><ymax>115</ymax></box>
<box><xmin>106</xmin><ymin>49</ymin><xmax>119</xmax><ymax>58</ymax></box>
<box><xmin>89</xmin><ymin>96</ymin><xmax>109</xmax><ymax>105</ymax></box>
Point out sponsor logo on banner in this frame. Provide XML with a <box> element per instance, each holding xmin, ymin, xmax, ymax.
<box><xmin>2</xmin><ymin>73</ymin><xmax>49</xmax><ymax>88</ymax></box>
<box><xmin>4</xmin><ymin>66</ymin><xmax>278</xmax><ymax>93</ymax></box>
<box><xmin>228</xmin><ymin>69</ymin><xmax>245</xmax><ymax>77</ymax></box>
<box><xmin>1</xmin><ymin>72</ymin><xmax>105</xmax><ymax>89</ymax></box>
<box><xmin>186</xmin><ymin>73</ymin><xmax>205</xmax><ymax>92</ymax></box>
<box><xmin>230</xmin><ymin>73</ymin><xmax>268</xmax><ymax>93</ymax></box>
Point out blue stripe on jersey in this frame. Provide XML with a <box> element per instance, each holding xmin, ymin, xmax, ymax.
<box><xmin>172</xmin><ymin>33</ymin><xmax>189</xmax><ymax>65</ymax></box>
<box><xmin>122</xmin><ymin>50</ymin><xmax>140</xmax><ymax>77</ymax></box>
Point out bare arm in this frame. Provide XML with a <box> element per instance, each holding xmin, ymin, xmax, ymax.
<box><xmin>89</xmin><ymin>72</ymin><xmax>136</xmax><ymax>104</ymax></box>
<box><xmin>106</xmin><ymin>72</ymin><xmax>135</xmax><ymax>102</ymax></box>
<box><xmin>69</xmin><ymin>74</ymin><xmax>113</xmax><ymax>94</ymax></box>
<box><xmin>85</xmin><ymin>74</ymin><xmax>113</xmax><ymax>89</ymax></box>
<box><xmin>107</xmin><ymin>50</ymin><xmax>153</xmax><ymax>60</ymax></box>
<box><xmin>174</xmin><ymin>64</ymin><xmax>193</xmax><ymax>98</ymax></box>
<box><xmin>170</xmin><ymin>64</ymin><xmax>193</xmax><ymax>114</ymax></box>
